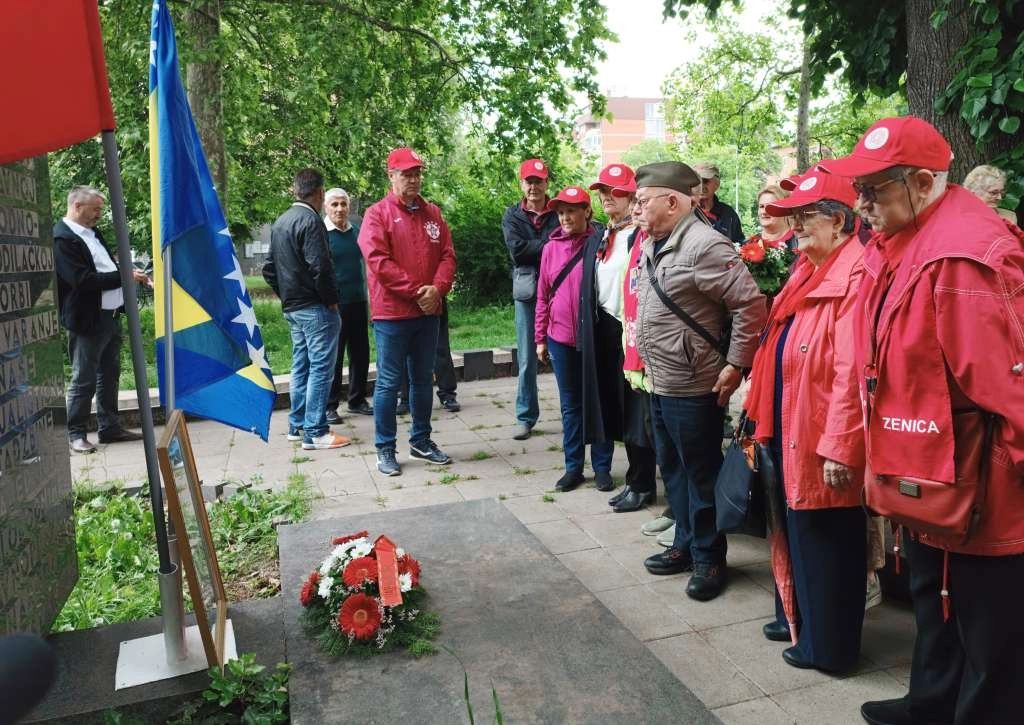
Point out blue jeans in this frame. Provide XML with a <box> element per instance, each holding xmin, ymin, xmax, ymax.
<box><xmin>548</xmin><ymin>338</ymin><xmax>614</xmax><ymax>474</ymax></box>
<box><xmin>373</xmin><ymin>316</ymin><xmax>440</xmax><ymax>451</ymax></box>
<box><xmin>650</xmin><ymin>392</ymin><xmax>726</xmax><ymax>564</ymax></box>
<box><xmin>514</xmin><ymin>299</ymin><xmax>538</xmax><ymax>427</ymax></box>
<box><xmin>284</xmin><ymin>304</ymin><xmax>340</xmax><ymax>439</ymax></box>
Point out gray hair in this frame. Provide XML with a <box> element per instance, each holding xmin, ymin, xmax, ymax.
<box><xmin>324</xmin><ymin>187</ymin><xmax>350</xmax><ymax>202</ymax></box>
<box><xmin>67</xmin><ymin>185</ymin><xmax>105</xmax><ymax>206</ymax></box>
<box><xmin>815</xmin><ymin>199</ymin><xmax>857</xmax><ymax>234</ymax></box>
<box><xmin>963</xmin><ymin>164</ymin><xmax>1006</xmax><ymax>195</ymax></box>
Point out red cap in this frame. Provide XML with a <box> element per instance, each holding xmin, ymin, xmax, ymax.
<box><xmin>387</xmin><ymin>147</ymin><xmax>424</xmax><ymax>171</ymax></box>
<box><xmin>589</xmin><ymin>163</ymin><xmax>637</xmax><ymax>194</ymax></box>
<box><xmin>519</xmin><ymin>158</ymin><xmax>549</xmax><ymax>180</ymax></box>
<box><xmin>545</xmin><ymin>185</ymin><xmax>591</xmax><ymax>211</ymax></box>
<box><xmin>818</xmin><ymin>116</ymin><xmax>953</xmax><ymax>178</ymax></box>
<box><xmin>779</xmin><ymin>174</ymin><xmax>801</xmax><ymax>192</ymax></box>
<box><xmin>765</xmin><ymin>170</ymin><xmax>857</xmax><ymax>216</ymax></box>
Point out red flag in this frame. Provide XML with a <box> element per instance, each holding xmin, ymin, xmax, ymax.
<box><xmin>0</xmin><ymin>1</ymin><xmax>116</xmax><ymax>164</ymax></box>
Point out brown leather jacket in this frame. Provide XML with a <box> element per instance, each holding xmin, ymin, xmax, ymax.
<box><xmin>636</xmin><ymin>212</ymin><xmax>766</xmax><ymax>397</ymax></box>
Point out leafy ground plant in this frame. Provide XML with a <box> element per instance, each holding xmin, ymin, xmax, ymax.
<box><xmin>54</xmin><ymin>477</ymin><xmax>313</xmax><ymax>632</ymax></box>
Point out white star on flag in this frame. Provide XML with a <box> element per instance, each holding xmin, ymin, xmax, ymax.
<box><xmin>224</xmin><ymin>255</ymin><xmax>246</xmax><ymax>295</ymax></box>
<box><xmin>246</xmin><ymin>341</ymin><xmax>271</xmax><ymax>371</ymax></box>
<box><xmin>232</xmin><ymin>298</ymin><xmax>257</xmax><ymax>337</ymax></box>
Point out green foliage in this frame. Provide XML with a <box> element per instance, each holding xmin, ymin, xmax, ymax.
<box><xmin>53</xmin><ymin>478</ymin><xmax>313</xmax><ymax>632</ymax></box>
<box><xmin>620</xmin><ymin>140</ymin><xmax>683</xmax><ymax>168</ymax></box>
<box><xmin>168</xmin><ymin>654</ymin><xmax>290</xmax><ymax>725</ymax></box>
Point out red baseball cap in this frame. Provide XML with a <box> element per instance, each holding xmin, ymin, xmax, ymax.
<box><xmin>589</xmin><ymin>163</ymin><xmax>637</xmax><ymax>195</ymax></box>
<box><xmin>545</xmin><ymin>185</ymin><xmax>591</xmax><ymax>211</ymax></box>
<box><xmin>765</xmin><ymin>169</ymin><xmax>857</xmax><ymax>216</ymax></box>
<box><xmin>818</xmin><ymin>116</ymin><xmax>953</xmax><ymax>178</ymax></box>
<box><xmin>387</xmin><ymin>147</ymin><xmax>424</xmax><ymax>171</ymax></box>
<box><xmin>519</xmin><ymin>158</ymin><xmax>549</xmax><ymax>180</ymax></box>
<box><xmin>779</xmin><ymin>174</ymin><xmax>801</xmax><ymax>192</ymax></box>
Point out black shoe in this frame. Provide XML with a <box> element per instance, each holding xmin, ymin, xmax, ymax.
<box><xmin>782</xmin><ymin>646</ymin><xmax>815</xmax><ymax>670</ymax></box>
<box><xmin>613</xmin><ymin>489</ymin><xmax>653</xmax><ymax>513</ymax></box>
<box><xmin>98</xmin><ymin>428</ymin><xmax>143</xmax><ymax>443</ymax></box>
<box><xmin>348</xmin><ymin>402</ymin><xmax>374</xmax><ymax>416</ymax></box>
<box><xmin>377</xmin><ymin>448</ymin><xmax>402</xmax><ymax>477</ymax></box>
<box><xmin>608</xmin><ymin>485</ymin><xmax>631</xmax><ymax>506</ymax></box>
<box><xmin>644</xmin><ymin>548</ymin><xmax>693</xmax><ymax>575</ymax></box>
<box><xmin>440</xmin><ymin>398</ymin><xmax>461</xmax><ymax>413</ymax></box>
<box><xmin>860</xmin><ymin>698</ymin><xmax>926</xmax><ymax>725</ymax></box>
<box><xmin>686</xmin><ymin>561</ymin><xmax>727</xmax><ymax>601</ymax></box>
<box><xmin>325</xmin><ymin>409</ymin><xmax>344</xmax><ymax>425</ymax></box>
<box><xmin>594</xmin><ymin>471</ymin><xmax>615</xmax><ymax>492</ymax></box>
<box><xmin>555</xmin><ymin>470</ymin><xmax>584</xmax><ymax>492</ymax></box>
<box><xmin>762</xmin><ymin>621</ymin><xmax>792</xmax><ymax>642</ymax></box>
<box><xmin>396</xmin><ymin>400</ymin><xmax>409</xmax><ymax>416</ymax></box>
<box><xmin>409</xmin><ymin>439</ymin><xmax>452</xmax><ymax>465</ymax></box>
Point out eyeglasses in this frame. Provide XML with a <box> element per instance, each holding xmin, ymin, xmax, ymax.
<box><xmin>852</xmin><ymin>175</ymin><xmax>905</xmax><ymax>203</ymax></box>
<box><xmin>633</xmin><ymin>193</ymin><xmax>671</xmax><ymax>210</ymax></box>
<box><xmin>791</xmin><ymin>209</ymin><xmax>823</xmax><ymax>226</ymax></box>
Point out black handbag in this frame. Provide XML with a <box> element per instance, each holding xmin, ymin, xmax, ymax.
<box><xmin>715</xmin><ymin>416</ymin><xmax>768</xmax><ymax>538</ymax></box>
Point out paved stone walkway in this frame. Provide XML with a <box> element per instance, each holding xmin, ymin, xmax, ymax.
<box><xmin>72</xmin><ymin>373</ymin><xmax>915</xmax><ymax>725</ymax></box>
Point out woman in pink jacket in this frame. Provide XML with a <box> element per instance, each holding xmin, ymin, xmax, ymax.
<box><xmin>536</xmin><ymin>186</ymin><xmax>610</xmax><ymax>492</ymax></box>
<box><xmin>743</xmin><ymin>170</ymin><xmax>867</xmax><ymax>673</ymax></box>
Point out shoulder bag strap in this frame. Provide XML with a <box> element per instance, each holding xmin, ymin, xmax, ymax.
<box><xmin>645</xmin><ymin>256</ymin><xmax>727</xmax><ymax>356</ymax></box>
<box><xmin>549</xmin><ymin>248</ymin><xmax>585</xmax><ymax>298</ymax></box>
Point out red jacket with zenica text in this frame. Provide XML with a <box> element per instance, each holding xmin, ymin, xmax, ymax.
<box><xmin>854</xmin><ymin>185</ymin><xmax>1024</xmax><ymax>556</ymax></box>
<box><xmin>357</xmin><ymin>192</ymin><xmax>457</xmax><ymax>320</ymax></box>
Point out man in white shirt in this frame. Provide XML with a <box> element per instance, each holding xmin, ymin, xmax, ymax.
<box><xmin>53</xmin><ymin>186</ymin><xmax>148</xmax><ymax>453</ymax></box>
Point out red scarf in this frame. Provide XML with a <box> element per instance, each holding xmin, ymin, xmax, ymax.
<box><xmin>744</xmin><ymin>238</ymin><xmax>851</xmax><ymax>442</ymax></box>
<box><xmin>622</xmin><ymin>227</ymin><xmax>648</xmax><ymax>371</ymax></box>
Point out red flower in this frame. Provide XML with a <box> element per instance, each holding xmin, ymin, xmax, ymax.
<box><xmin>337</xmin><ymin>593</ymin><xmax>382</xmax><ymax>640</ymax></box>
<box><xmin>332</xmin><ymin>531</ymin><xmax>369</xmax><ymax>546</ymax></box>
<box><xmin>300</xmin><ymin>571</ymin><xmax>320</xmax><ymax>606</ymax></box>
<box><xmin>342</xmin><ymin>556</ymin><xmax>379</xmax><ymax>588</ymax></box>
<box><xmin>740</xmin><ymin>240</ymin><xmax>766</xmax><ymax>263</ymax></box>
<box><xmin>397</xmin><ymin>555</ymin><xmax>421</xmax><ymax>587</ymax></box>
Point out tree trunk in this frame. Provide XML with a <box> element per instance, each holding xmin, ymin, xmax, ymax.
<box><xmin>796</xmin><ymin>37</ymin><xmax>811</xmax><ymax>172</ymax></box>
<box><xmin>184</xmin><ymin>0</ymin><xmax>227</xmax><ymax>208</ymax></box>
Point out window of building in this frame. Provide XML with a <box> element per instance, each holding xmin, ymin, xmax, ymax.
<box><xmin>644</xmin><ymin>102</ymin><xmax>665</xmax><ymax>141</ymax></box>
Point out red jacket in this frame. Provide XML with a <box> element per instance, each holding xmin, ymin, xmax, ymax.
<box><xmin>854</xmin><ymin>186</ymin><xmax>1024</xmax><ymax>555</ymax></box>
<box><xmin>763</xmin><ymin>238</ymin><xmax>866</xmax><ymax>509</ymax></box>
<box><xmin>357</xmin><ymin>192</ymin><xmax>457</xmax><ymax>320</ymax></box>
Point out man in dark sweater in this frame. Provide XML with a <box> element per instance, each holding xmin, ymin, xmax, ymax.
<box><xmin>263</xmin><ymin>169</ymin><xmax>350</xmax><ymax>450</ymax></box>
<box><xmin>694</xmin><ymin>162</ymin><xmax>745</xmax><ymax>244</ymax></box>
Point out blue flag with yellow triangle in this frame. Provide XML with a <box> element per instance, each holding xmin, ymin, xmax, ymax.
<box><xmin>148</xmin><ymin>0</ymin><xmax>275</xmax><ymax>440</ymax></box>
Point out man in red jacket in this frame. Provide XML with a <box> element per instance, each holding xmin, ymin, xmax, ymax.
<box><xmin>822</xmin><ymin>117</ymin><xmax>1024</xmax><ymax>725</ymax></box>
<box><xmin>357</xmin><ymin>148</ymin><xmax>457</xmax><ymax>476</ymax></box>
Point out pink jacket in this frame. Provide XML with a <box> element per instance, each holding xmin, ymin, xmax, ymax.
<box><xmin>535</xmin><ymin>225</ymin><xmax>592</xmax><ymax>346</ymax></box>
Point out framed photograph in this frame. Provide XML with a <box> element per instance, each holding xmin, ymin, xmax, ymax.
<box><xmin>158</xmin><ymin>409</ymin><xmax>227</xmax><ymax>668</ymax></box>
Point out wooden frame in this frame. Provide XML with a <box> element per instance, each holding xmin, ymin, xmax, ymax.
<box><xmin>157</xmin><ymin>409</ymin><xmax>227</xmax><ymax>668</ymax></box>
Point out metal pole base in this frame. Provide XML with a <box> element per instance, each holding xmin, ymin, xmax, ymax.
<box><xmin>159</xmin><ymin>560</ymin><xmax>187</xmax><ymax>663</ymax></box>
<box><xmin>114</xmin><ymin>619</ymin><xmax>237</xmax><ymax>690</ymax></box>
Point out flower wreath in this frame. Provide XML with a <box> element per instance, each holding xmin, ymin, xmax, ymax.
<box><xmin>737</xmin><ymin>233</ymin><xmax>798</xmax><ymax>295</ymax></box>
<box><xmin>299</xmin><ymin>531</ymin><xmax>440</xmax><ymax>657</ymax></box>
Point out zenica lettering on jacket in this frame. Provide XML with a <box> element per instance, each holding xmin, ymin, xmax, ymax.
<box><xmin>881</xmin><ymin>416</ymin><xmax>940</xmax><ymax>434</ymax></box>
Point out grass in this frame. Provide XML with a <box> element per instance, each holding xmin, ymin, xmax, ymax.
<box><xmin>468</xmin><ymin>450</ymin><xmax>493</xmax><ymax>461</ymax></box>
<box><xmin>117</xmin><ymin>300</ymin><xmax>515</xmax><ymax>390</ymax></box>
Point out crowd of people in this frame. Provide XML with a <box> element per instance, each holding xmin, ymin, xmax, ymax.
<box><xmin>54</xmin><ymin>116</ymin><xmax>1023</xmax><ymax>724</ymax></box>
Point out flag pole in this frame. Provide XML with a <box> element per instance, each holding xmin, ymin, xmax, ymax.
<box><xmin>101</xmin><ymin>130</ymin><xmax>187</xmax><ymax>663</ymax></box>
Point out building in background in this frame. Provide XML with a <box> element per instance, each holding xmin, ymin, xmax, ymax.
<box><xmin>575</xmin><ymin>97</ymin><xmax>672</xmax><ymax>166</ymax></box>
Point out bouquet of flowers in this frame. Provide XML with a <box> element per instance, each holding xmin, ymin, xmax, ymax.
<box><xmin>299</xmin><ymin>530</ymin><xmax>440</xmax><ymax>657</ymax></box>
<box><xmin>737</xmin><ymin>235</ymin><xmax>797</xmax><ymax>295</ymax></box>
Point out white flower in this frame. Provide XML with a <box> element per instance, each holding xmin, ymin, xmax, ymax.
<box><xmin>317</xmin><ymin>576</ymin><xmax>334</xmax><ymax>599</ymax></box>
<box><xmin>350</xmin><ymin>540</ymin><xmax>372</xmax><ymax>558</ymax></box>
<box><xmin>395</xmin><ymin>547</ymin><xmax>405</xmax><ymax>558</ymax></box>
<box><xmin>399</xmin><ymin>573</ymin><xmax>413</xmax><ymax>593</ymax></box>
<box><xmin>319</xmin><ymin>555</ymin><xmax>337</xmax><ymax>577</ymax></box>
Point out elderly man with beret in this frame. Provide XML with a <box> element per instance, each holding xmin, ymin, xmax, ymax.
<box><xmin>633</xmin><ymin>161</ymin><xmax>766</xmax><ymax>601</ymax></box>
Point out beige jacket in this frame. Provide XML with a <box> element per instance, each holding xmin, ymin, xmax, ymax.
<box><xmin>636</xmin><ymin>212</ymin><xmax>766</xmax><ymax>397</ymax></box>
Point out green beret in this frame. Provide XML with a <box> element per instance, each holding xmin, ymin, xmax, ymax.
<box><xmin>634</xmin><ymin>161</ymin><xmax>701</xmax><ymax>195</ymax></box>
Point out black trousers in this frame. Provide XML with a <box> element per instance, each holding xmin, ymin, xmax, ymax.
<box><xmin>399</xmin><ymin>300</ymin><xmax>456</xmax><ymax>403</ymax></box>
<box><xmin>327</xmin><ymin>301</ymin><xmax>370</xmax><ymax>410</ymax></box>
<box><xmin>66</xmin><ymin>312</ymin><xmax>123</xmax><ymax>439</ymax></box>
<box><xmin>625</xmin><ymin>443</ymin><xmax>657</xmax><ymax>494</ymax></box>
<box><xmin>902</xmin><ymin>533</ymin><xmax>1024</xmax><ymax>724</ymax></box>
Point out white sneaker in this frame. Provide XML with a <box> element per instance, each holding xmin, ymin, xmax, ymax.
<box><xmin>302</xmin><ymin>432</ymin><xmax>352</xmax><ymax>450</ymax></box>
<box><xmin>656</xmin><ymin>524</ymin><xmax>676</xmax><ymax>548</ymax></box>
<box><xmin>865</xmin><ymin>574</ymin><xmax>883</xmax><ymax>610</ymax></box>
<box><xmin>641</xmin><ymin>514</ymin><xmax>675</xmax><ymax>536</ymax></box>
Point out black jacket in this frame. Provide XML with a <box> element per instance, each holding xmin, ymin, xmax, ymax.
<box><xmin>502</xmin><ymin>202</ymin><xmax>560</xmax><ymax>272</ymax></box>
<box><xmin>263</xmin><ymin>202</ymin><xmax>339</xmax><ymax>312</ymax></box>
<box><xmin>53</xmin><ymin>219</ymin><xmax>123</xmax><ymax>335</ymax></box>
<box><xmin>708</xmin><ymin>196</ymin><xmax>745</xmax><ymax>244</ymax></box>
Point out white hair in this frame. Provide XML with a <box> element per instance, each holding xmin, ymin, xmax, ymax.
<box><xmin>324</xmin><ymin>187</ymin><xmax>350</xmax><ymax>202</ymax></box>
<box><xmin>67</xmin><ymin>185</ymin><xmax>105</xmax><ymax>206</ymax></box>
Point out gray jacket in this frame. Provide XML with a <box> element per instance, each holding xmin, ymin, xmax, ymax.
<box><xmin>636</xmin><ymin>212</ymin><xmax>766</xmax><ymax>397</ymax></box>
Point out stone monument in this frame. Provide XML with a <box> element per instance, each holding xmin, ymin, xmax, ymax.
<box><xmin>0</xmin><ymin>157</ymin><xmax>77</xmax><ymax>635</ymax></box>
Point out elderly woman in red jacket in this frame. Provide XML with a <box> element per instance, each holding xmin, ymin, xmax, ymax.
<box><xmin>743</xmin><ymin>169</ymin><xmax>867</xmax><ymax>673</ymax></box>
